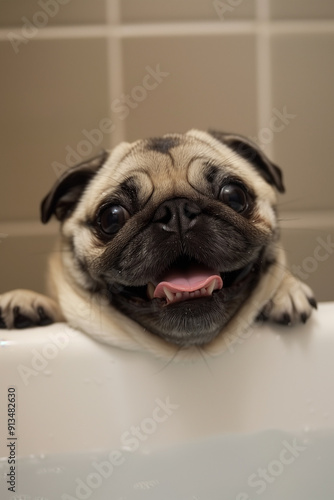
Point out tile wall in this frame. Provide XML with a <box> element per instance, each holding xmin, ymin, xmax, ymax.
<box><xmin>0</xmin><ymin>0</ymin><xmax>333</xmax><ymax>301</ymax></box>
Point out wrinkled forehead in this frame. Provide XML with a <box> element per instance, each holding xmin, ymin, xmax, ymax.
<box><xmin>83</xmin><ymin>132</ymin><xmax>274</xmax><ymax>210</ymax></box>
<box><xmin>103</xmin><ymin>134</ymin><xmax>239</xmax><ymax>181</ymax></box>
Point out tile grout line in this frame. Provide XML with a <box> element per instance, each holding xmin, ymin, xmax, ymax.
<box><xmin>105</xmin><ymin>0</ymin><xmax>126</xmax><ymax>146</ymax></box>
<box><xmin>2</xmin><ymin>20</ymin><xmax>334</xmax><ymax>41</ymax></box>
<box><xmin>255</xmin><ymin>0</ymin><xmax>270</xmax><ymax>22</ymax></box>
<box><xmin>255</xmin><ymin>0</ymin><xmax>274</xmax><ymax>159</ymax></box>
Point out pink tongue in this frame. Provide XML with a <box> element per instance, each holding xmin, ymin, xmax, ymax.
<box><xmin>154</xmin><ymin>264</ymin><xmax>223</xmax><ymax>298</ymax></box>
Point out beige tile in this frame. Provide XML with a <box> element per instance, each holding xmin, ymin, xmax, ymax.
<box><xmin>0</xmin><ymin>38</ymin><xmax>109</xmax><ymax>221</ymax></box>
<box><xmin>0</xmin><ymin>233</ymin><xmax>57</xmax><ymax>294</ymax></box>
<box><xmin>121</xmin><ymin>0</ymin><xmax>255</xmax><ymax>23</ymax></box>
<box><xmin>121</xmin><ymin>35</ymin><xmax>258</xmax><ymax>142</ymax></box>
<box><xmin>281</xmin><ymin>226</ymin><xmax>334</xmax><ymax>302</ymax></box>
<box><xmin>271</xmin><ymin>33</ymin><xmax>334</xmax><ymax>211</ymax></box>
<box><xmin>0</xmin><ymin>0</ymin><xmax>106</xmax><ymax>27</ymax></box>
<box><xmin>270</xmin><ymin>0</ymin><xmax>334</xmax><ymax>20</ymax></box>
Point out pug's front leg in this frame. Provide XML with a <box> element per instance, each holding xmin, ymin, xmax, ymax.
<box><xmin>0</xmin><ymin>290</ymin><xmax>63</xmax><ymax>329</ymax></box>
<box><xmin>261</xmin><ymin>272</ymin><xmax>317</xmax><ymax>326</ymax></box>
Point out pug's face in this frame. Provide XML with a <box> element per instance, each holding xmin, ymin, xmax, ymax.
<box><xmin>42</xmin><ymin>130</ymin><xmax>284</xmax><ymax>347</ymax></box>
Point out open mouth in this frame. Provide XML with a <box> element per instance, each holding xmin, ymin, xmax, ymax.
<box><xmin>148</xmin><ymin>258</ymin><xmax>223</xmax><ymax>305</ymax></box>
<box><xmin>113</xmin><ymin>255</ymin><xmax>257</xmax><ymax>306</ymax></box>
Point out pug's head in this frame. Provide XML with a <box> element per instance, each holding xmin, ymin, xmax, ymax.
<box><xmin>41</xmin><ymin>130</ymin><xmax>284</xmax><ymax>347</ymax></box>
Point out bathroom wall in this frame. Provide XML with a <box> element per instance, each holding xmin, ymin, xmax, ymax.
<box><xmin>0</xmin><ymin>0</ymin><xmax>333</xmax><ymax>301</ymax></box>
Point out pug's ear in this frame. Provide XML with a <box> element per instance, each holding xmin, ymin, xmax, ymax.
<box><xmin>208</xmin><ymin>130</ymin><xmax>285</xmax><ymax>193</ymax></box>
<box><xmin>41</xmin><ymin>150</ymin><xmax>109</xmax><ymax>224</ymax></box>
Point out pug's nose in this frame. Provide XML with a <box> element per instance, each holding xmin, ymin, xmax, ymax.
<box><xmin>153</xmin><ymin>198</ymin><xmax>201</xmax><ymax>233</ymax></box>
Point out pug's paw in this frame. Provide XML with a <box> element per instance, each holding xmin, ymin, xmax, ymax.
<box><xmin>260</xmin><ymin>273</ymin><xmax>317</xmax><ymax>326</ymax></box>
<box><xmin>0</xmin><ymin>289</ymin><xmax>63</xmax><ymax>329</ymax></box>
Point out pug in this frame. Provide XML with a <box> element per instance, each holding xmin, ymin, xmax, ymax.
<box><xmin>0</xmin><ymin>130</ymin><xmax>316</xmax><ymax>356</ymax></box>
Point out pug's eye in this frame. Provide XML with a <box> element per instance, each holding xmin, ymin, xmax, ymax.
<box><xmin>219</xmin><ymin>184</ymin><xmax>248</xmax><ymax>213</ymax></box>
<box><xmin>98</xmin><ymin>205</ymin><xmax>129</xmax><ymax>235</ymax></box>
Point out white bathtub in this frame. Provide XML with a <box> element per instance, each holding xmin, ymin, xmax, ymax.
<box><xmin>1</xmin><ymin>302</ymin><xmax>334</xmax><ymax>499</ymax></box>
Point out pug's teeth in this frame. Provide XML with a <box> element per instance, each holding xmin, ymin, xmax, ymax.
<box><xmin>163</xmin><ymin>287</ymin><xmax>175</xmax><ymax>302</ymax></box>
<box><xmin>161</xmin><ymin>280</ymin><xmax>220</xmax><ymax>304</ymax></box>
<box><xmin>207</xmin><ymin>279</ymin><xmax>217</xmax><ymax>296</ymax></box>
<box><xmin>147</xmin><ymin>282</ymin><xmax>156</xmax><ymax>299</ymax></box>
